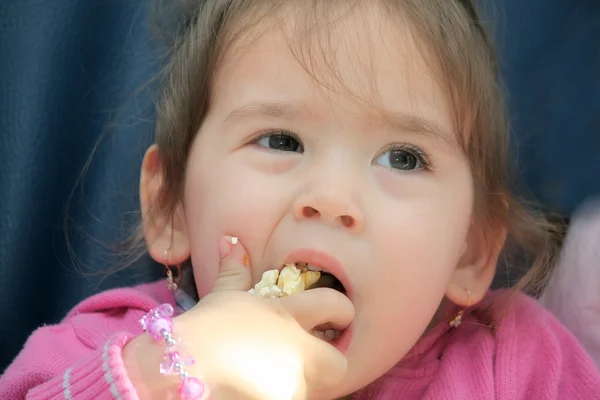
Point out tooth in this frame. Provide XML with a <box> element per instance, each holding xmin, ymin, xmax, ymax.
<box><xmin>311</xmin><ymin>330</ymin><xmax>325</xmax><ymax>340</ymax></box>
<box><xmin>306</xmin><ymin>264</ymin><xmax>322</xmax><ymax>272</ymax></box>
<box><xmin>324</xmin><ymin>330</ymin><xmax>338</xmax><ymax>341</ymax></box>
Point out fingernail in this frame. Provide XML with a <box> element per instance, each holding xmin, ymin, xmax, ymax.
<box><xmin>219</xmin><ymin>236</ymin><xmax>238</xmax><ymax>259</ymax></box>
<box><xmin>243</xmin><ymin>253</ymin><xmax>250</xmax><ymax>266</ymax></box>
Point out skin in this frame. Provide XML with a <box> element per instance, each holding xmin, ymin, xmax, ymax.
<box><xmin>140</xmin><ymin>7</ymin><xmax>505</xmax><ymax>399</ymax></box>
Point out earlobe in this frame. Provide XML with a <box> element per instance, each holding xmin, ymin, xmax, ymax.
<box><xmin>447</xmin><ymin>221</ymin><xmax>507</xmax><ymax>306</ymax></box>
<box><xmin>140</xmin><ymin>144</ymin><xmax>190</xmax><ymax>265</ymax></box>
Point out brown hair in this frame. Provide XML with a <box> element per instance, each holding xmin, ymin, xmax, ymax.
<box><xmin>137</xmin><ymin>0</ymin><xmax>561</xmax><ymax>297</ymax></box>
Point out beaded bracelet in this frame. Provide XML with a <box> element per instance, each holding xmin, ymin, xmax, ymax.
<box><xmin>139</xmin><ymin>304</ymin><xmax>208</xmax><ymax>400</ymax></box>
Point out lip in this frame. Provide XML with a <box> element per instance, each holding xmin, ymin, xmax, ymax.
<box><xmin>282</xmin><ymin>248</ymin><xmax>353</xmax><ymax>300</ymax></box>
<box><xmin>332</xmin><ymin>322</ymin><xmax>353</xmax><ymax>354</ymax></box>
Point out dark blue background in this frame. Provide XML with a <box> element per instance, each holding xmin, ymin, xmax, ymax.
<box><xmin>1</xmin><ymin>1</ymin><xmax>599</xmax><ymax>370</ymax></box>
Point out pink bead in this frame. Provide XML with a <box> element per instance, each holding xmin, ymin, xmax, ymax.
<box><xmin>155</xmin><ymin>303</ymin><xmax>174</xmax><ymax>318</ymax></box>
<box><xmin>139</xmin><ymin>313</ymin><xmax>153</xmax><ymax>331</ymax></box>
<box><xmin>160</xmin><ymin>352</ymin><xmax>176</xmax><ymax>375</ymax></box>
<box><xmin>179</xmin><ymin>377</ymin><xmax>205</xmax><ymax>400</ymax></box>
<box><xmin>140</xmin><ymin>304</ymin><xmax>174</xmax><ymax>330</ymax></box>
<box><xmin>160</xmin><ymin>350</ymin><xmax>195</xmax><ymax>375</ymax></box>
<box><xmin>148</xmin><ymin>317</ymin><xmax>172</xmax><ymax>340</ymax></box>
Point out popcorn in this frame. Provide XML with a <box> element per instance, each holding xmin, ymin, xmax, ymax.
<box><xmin>277</xmin><ymin>264</ymin><xmax>303</xmax><ymax>295</ymax></box>
<box><xmin>249</xmin><ymin>264</ymin><xmax>321</xmax><ymax>298</ymax></box>
<box><xmin>254</xmin><ymin>269</ymin><xmax>280</xmax><ymax>292</ymax></box>
<box><xmin>301</xmin><ymin>270</ymin><xmax>321</xmax><ymax>289</ymax></box>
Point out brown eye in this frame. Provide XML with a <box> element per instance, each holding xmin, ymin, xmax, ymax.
<box><xmin>256</xmin><ymin>132</ymin><xmax>303</xmax><ymax>153</ymax></box>
<box><xmin>389</xmin><ymin>149</ymin><xmax>419</xmax><ymax>170</ymax></box>
<box><xmin>375</xmin><ymin>146</ymin><xmax>427</xmax><ymax>171</ymax></box>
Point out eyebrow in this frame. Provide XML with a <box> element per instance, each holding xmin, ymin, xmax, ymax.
<box><xmin>381</xmin><ymin>111</ymin><xmax>457</xmax><ymax>149</ymax></box>
<box><xmin>222</xmin><ymin>100</ymin><xmax>456</xmax><ymax>148</ymax></box>
<box><xmin>223</xmin><ymin>100</ymin><xmax>309</xmax><ymax>123</ymax></box>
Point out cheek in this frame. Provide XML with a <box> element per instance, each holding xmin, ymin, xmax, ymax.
<box><xmin>182</xmin><ymin>153</ymin><xmax>289</xmax><ymax>296</ymax></box>
<box><xmin>372</xmin><ymin>186</ymin><xmax>472</xmax><ymax>306</ymax></box>
<box><xmin>377</xmin><ymin>200</ymin><xmax>471</xmax><ymax>271</ymax></box>
<box><xmin>372</xmin><ymin>167</ymin><xmax>474</xmax><ymax>283</ymax></box>
<box><xmin>355</xmin><ymin>182</ymin><xmax>473</xmax><ymax>368</ymax></box>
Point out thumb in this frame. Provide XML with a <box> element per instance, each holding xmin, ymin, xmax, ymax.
<box><xmin>212</xmin><ymin>236</ymin><xmax>253</xmax><ymax>292</ymax></box>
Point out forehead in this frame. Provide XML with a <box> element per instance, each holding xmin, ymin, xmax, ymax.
<box><xmin>211</xmin><ymin>4</ymin><xmax>455</xmax><ymax>141</ymax></box>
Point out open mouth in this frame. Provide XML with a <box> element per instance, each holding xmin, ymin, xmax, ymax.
<box><xmin>294</xmin><ymin>262</ymin><xmax>346</xmax><ymax>295</ymax></box>
<box><xmin>248</xmin><ymin>251</ymin><xmax>351</xmax><ymax>346</ymax></box>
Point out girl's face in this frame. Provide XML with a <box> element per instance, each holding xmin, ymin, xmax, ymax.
<box><xmin>145</xmin><ymin>9</ymin><xmax>498</xmax><ymax>398</ymax></box>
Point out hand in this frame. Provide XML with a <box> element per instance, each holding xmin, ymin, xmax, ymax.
<box><xmin>123</xmin><ymin>238</ymin><xmax>354</xmax><ymax>400</ymax></box>
<box><xmin>178</xmin><ymin>238</ymin><xmax>355</xmax><ymax>399</ymax></box>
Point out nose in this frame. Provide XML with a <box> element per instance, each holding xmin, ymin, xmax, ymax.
<box><xmin>292</xmin><ymin>191</ymin><xmax>364</xmax><ymax>232</ymax></box>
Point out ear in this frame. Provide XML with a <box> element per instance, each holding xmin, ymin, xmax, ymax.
<box><xmin>140</xmin><ymin>144</ymin><xmax>190</xmax><ymax>265</ymax></box>
<box><xmin>446</xmin><ymin>217</ymin><xmax>507</xmax><ymax>307</ymax></box>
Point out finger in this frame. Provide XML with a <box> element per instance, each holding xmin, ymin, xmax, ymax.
<box><xmin>212</xmin><ymin>236</ymin><xmax>253</xmax><ymax>292</ymax></box>
<box><xmin>277</xmin><ymin>288</ymin><xmax>355</xmax><ymax>331</ymax></box>
<box><xmin>302</xmin><ymin>335</ymin><xmax>348</xmax><ymax>392</ymax></box>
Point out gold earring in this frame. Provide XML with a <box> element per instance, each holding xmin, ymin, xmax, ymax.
<box><xmin>163</xmin><ymin>249</ymin><xmax>182</xmax><ymax>291</ymax></box>
<box><xmin>449</xmin><ymin>289</ymin><xmax>472</xmax><ymax>328</ymax></box>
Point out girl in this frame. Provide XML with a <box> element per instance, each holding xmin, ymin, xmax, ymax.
<box><xmin>2</xmin><ymin>0</ymin><xmax>599</xmax><ymax>399</ymax></box>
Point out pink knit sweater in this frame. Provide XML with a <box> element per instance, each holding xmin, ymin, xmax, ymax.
<box><xmin>1</xmin><ymin>282</ymin><xmax>599</xmax><ymax>399</ymax></box>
